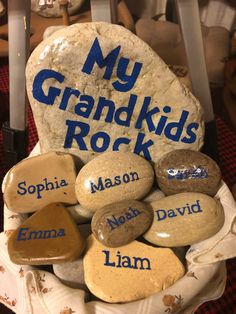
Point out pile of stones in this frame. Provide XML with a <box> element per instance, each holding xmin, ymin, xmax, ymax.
<box><xmin>4</xmin><ymin>149</ymin><xmax>224</xmax><ymax>303</ymax></box>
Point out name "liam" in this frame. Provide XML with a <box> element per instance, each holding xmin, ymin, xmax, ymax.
<box><xmin>17</xmin><ymin>227</ymin><xmax>65</xmax><ymax>241</ymax></box>
<box><xmin>107</xmin><ymin>207</ymin><xmax>142</xmax><ymax>230</ymax></box>
<box><xmin>90</xmin><ymin>171</ymin><xmax>139</xmax><ymax>194</ymax></box>
<box><xmin>156</xmin><ymin>200</ymin><xmax>203</xmax><ymax>221</ymax></box>
<box><xmin>103</xmin><ymin>250</ymin><xmax>151</xmax><ymax>270</ymax></box>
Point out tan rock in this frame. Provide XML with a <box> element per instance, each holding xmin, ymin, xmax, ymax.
<box><xmin>75</xmin><ymin>151</ymin><xmax>154</xmax><ymax>211</ymax></box>
<box><xmin>4</xmin><ymin>151</ymin><xmax>77</xmax><ymax>213</ymax></box>
<box><xmin>83</xmin><ymin>235</ymin><xmax>185</xmax><ymax>303</ymax></box>
<box><xmin>26</xmin><ymin>22</ymin><xmax>204</xmax><ymax>164</ymax></box>
<box><xmin>91</xmin><ymin>200</ymin><xmax>153</xmax><ymax>247</ymax></box>
<box><xmin>8</xmin><ymin>203</ymin><xmax>85</xmax><ymax>265</ymax></box>
<box><xmin>144</xmin><ymin>192</ymin><xmax>224</xmax><ymax>247</ymax></box>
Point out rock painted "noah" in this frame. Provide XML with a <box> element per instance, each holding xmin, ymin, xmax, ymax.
<box><xmin>144</xmin><ymin>192</ymin><xmax>224</xmax><ymax>247</ymax></box>
<box><xmin>92</xmin><ymin>200</ymin><xmax>152</xmax><ymax>247</ymax></box>
<box><xmin>75</xmin><ymin>152</ymin><xmax>154</xmax><ymax>211</ymax></box>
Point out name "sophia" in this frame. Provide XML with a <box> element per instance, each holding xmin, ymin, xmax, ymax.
<box><xmin>17</xmin><ymin>227</ymin><xmax>65</xmax><ymax>241</ymax></box>
<box><xmin>89</xmin><ymin>171</ymin><xmax>139</xmax><ymax>194</ymax></box>
<box><xmin>17</xmin><ymin>177</ymin><xmax>68</xmax><ymax>199</ymax></box>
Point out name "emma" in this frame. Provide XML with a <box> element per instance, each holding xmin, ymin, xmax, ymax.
<box><xmin>17</xmin><ymin>227</ymin><xmax>65</xmax><ymax>241</ymax></box>
<box><xmin>89</xmin><ymin>171</ymin><xmax>139</xmax><ymax>193</ymax></box>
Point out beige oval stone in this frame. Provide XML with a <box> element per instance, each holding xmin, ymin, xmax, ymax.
<box><xmin>4</xmin><ymin>152</ymin><xmax>78</xmax><ymax>213</ymax></box>
<box><xmin>83</xmin><ymin>235</ymin><xmax>185</xmax><ymax>303</ymax></box>
<box><xmin>75</xmin><ymin>152</ymin><xmax>154</xmax><ymax>211</ymax></box>
<box><xmin>144</xmin><ymin>192</ymin><xmax>224</xmax><ymax>247</ymax></box>
<box><xmin>155</xmin><ymin>149</ymin><xmax>221</xmax><ymax>196</ymax></box>
<box><xmin>91</xmin><ymin>200</ymin><xmax>153</xmax><ymax>247</ymax></box>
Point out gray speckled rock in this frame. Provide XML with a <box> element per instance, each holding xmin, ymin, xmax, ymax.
<box><xmin>31</xmin><ymin>0</ymin><xmax>84</xmax><ymax>17</ymax></box>
<box><xmin>26</xmin><ymin>22</ymin><xmax>204</xmax><ymax>164</ymax></box>
<box><xmin>155</xmin><ymin>149</ymin><xmax>221</xmax><ymax>196</ymax></box>
<box><xmin>91</xmin><ymin>200</ymin><xmax>153</xmax><ymax>247</ymax></box>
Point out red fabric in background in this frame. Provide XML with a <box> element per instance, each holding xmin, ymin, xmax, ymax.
<box><xmin>0</xmin><ymin>62</ymin><xmax>235</xmax><ymax>313</ymax></box>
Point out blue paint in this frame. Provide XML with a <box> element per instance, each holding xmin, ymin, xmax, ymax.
<box><xmin>107</xmin><ymin>207</ymin><xmax>142</xmax><ymax>230</ymax></box>
<box><xmin>17</xmin><ymin>227</ymin><xmax>65</xmax><ymax>241</ymax></box>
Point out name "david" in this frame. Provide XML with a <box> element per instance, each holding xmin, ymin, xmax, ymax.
<box><xmin>107</xmin><ymin>207</ymin><xmax>142</xmax><ymax>231</ymax></box>
<box><xmin>156</xmin><ymin>200</ymin><xmax>203</xmax><ymax>221</ymax></box>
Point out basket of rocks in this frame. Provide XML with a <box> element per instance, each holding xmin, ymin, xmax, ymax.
<box><xmin>1</xmin><ymin>22</ymin><xmax>236</xmax><ymax>314</ymax></box>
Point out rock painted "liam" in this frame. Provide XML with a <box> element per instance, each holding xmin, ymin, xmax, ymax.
<box><xmin>144</xmin><ymin>192</ymin><xmax>224</xmax><ymax>247</ymax></box>
<box><xmin>83</xmin><ymin>235</ymin><xmax>185</xmax><ymax>303</ymax></box>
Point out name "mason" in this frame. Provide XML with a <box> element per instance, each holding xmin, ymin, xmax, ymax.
<box><xmin>17</xmin><ymin>227</ymin><xmax>65</xmax><ymax>241</ymax></box>
<box><xmin>89</xmin><ymin>171</ymin><xmax>139</xmax><ymax>194</ymax></box>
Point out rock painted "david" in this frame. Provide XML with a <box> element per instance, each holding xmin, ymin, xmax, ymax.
<box><xmin>144</xmin><ymin>192</ymin><xmax>224</xmax><ymax>247</ymax></box>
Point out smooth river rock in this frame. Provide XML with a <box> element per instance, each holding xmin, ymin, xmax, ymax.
<box><xmin>91</xmin><ymin>200</ymin><xmax>153</xmax><ymax>247</ymax></box>
<box><xmin>75</xmin><ymin>152</ymin><xmax>154</xmax><ymax>211</ymax></box>
<box><xmin>83</xmin><ymin>235</ymin><xmax>185</xmax><ymax>303</ymax></box>
<box><xmin>66</xmin><ymin>203</ymin><xmax>94</xmax><ymax>223</ymax></box>
<box><xmin>26</xmin><ymin>22</ymin><xmax>204</xmax><ymax>165</ymax></box>
<box><xmin>144</xmin><ymin>192</ymin><xmax>224</xmax><ymax>247</ymax></box>
<box><xmin>155</xmin><ymin>149</ymin><xmax>221</xmax><ymax>196</ymax></box>
<box><xmin>53</xmin><ymin>224</ymin><xmax>91</xmax><ymax>290</ymax></box>
<box><xmin>4</xmin><ymin>151</ymin><xmax>77</xmax><ymax>213</ymax></box>
<box><xmin>8</xmin><ymin>203</ymin><xmax>85</xmax><ymax>265</ymax></box>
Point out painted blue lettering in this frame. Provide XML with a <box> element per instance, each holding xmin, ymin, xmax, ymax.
<box><xmin>93</xmin><ymin>97</ymin><xmax>115</xmax><ymax>122</ymax></box>
<box><xmin>17</xmin><ymin>181</ymin><xmax>27</xmax><ymax>196</ymax></box>
<box><xmin>112</xmin><ymin>57</ymin><xmax>143</xmax><ymax>92</ymax></box>
<box><xmin>113</xmin><ymin>137</ymin><xmax>131</xmax><ymax>150</ymax></box>
<box><xmin>135</xmin><ymin>96</ymin><xmax>159</xmax><ymax>131</ymax></box>
<box><xmin>181</xmin><ymin>122</ymin><xmax>199</xmax><ymax>144</ymax></box>
<box><xmin>156</xmin><ymin>209</ymin><xmax>167</xmax><ymax>221</ymax></box>
<box><xmin>82</xmin><ymin>37</ymin><xmax>120</xmax><ymax>80</ymax></box>
<box><xmin>32</xmin><ymin>69</ymin><xmax>64</xmax><ymax>105</ymax></box>
<box><xmin>17</xmin><ymin>227</ymin><xmax>28</xmax><ymax>241</ymax></box>
<box><xmin>64</xmin><ymin>120</ymin><xmax>89</xmax><ymax>149</ymax></box>
<box><xmin>90</xmin><ymin>177</ymin><xmax>105</xmax><ymax>193</ymax></box>
<box><xmin>74</xmin><ymin>95</ymin><xmax>94</xmax><ymax>118</ymax></box>
<box><xmin>164</xmin><ymin>110</ymin><xmax>189</xmax><ymax>142</ymax></box>
<box><xmin>59</xmin><ymin>87</ymin><xmax>80</xmax><ymax>111</ymax></box>
<box><xmin>114</xmin><ymin>94</ymin><xmax>137</xmax><ymax>127</ymax></box>
<box><xmin>133</xmin><ymin>133</ymin><xmax>154</xmax><ymax>161</ymax></box>
<box><xmin>90</xmin><ymin>131</ymin><xmax>110</xmax><ymax>152</ymax></box>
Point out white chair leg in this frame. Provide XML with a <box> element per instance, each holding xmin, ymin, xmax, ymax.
<box><xmin>175</xmin><ymin>0</ymin><xmax>214</xmax><ymax>123</ymax></box>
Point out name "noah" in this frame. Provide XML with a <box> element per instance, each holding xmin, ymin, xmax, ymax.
<box><xmin>89</xmin><ymin>171</ymin><xmax>139</xmax><ymax>194</ymax></box>
<box><xmin>17</xmin><ymin>227</ymin><xmax>65</xmax><ymax>241</ymax></box>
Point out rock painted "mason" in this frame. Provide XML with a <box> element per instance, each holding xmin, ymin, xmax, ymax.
<box><xmin>90</xmin><ymin>171</ymin><xmax>139</xmax><ymax>193</ymax></box>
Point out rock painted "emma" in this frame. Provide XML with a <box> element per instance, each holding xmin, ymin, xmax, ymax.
<box><xmin>90</xmin><ymin>171</ymin><xmax>139</xmax><ymax>193</ymax></box>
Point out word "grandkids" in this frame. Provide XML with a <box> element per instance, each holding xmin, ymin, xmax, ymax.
<box><xmin>32</xmin><ymin>37</ymin><xmax>200</xmax><ymax>161</ymax></box>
